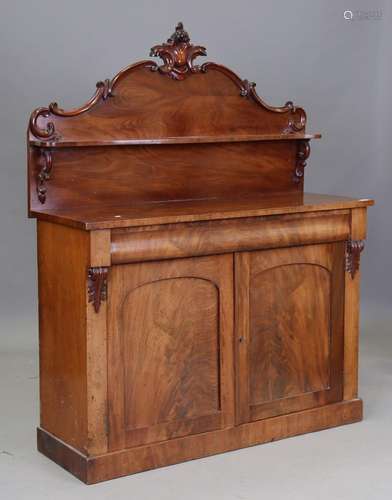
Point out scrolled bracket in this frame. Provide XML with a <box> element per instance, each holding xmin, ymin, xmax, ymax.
<box><xmin>346</xmin><ymin>240</ymin><xmax>365</xmax><ymax>279</ymax></box>
<box><xmin>284</xmin><ymin>101</ymin><xmax>307</xmax><ymax>133</ymax></box>
<box><xmin>29</xmin><ymin>108</ymin><xmax>61</xmax><ymax>142</ymax></box>
<box><xmin>87</xmin><ymin>267</ymin><xmax>108</xmax><ymax>313</ymax></box>
<box><xmin>29</xmin><ymin>79</ymin><xmax>113</xmax><ymax>141</ymax></box>
<box><xmin>294</xmin><ymin>139</ymin><xmax>311</xmax><ymax>183</ymax></box>
<box><xmin>37</xmin><ymin>149</ymin><xmax>53</xmax><ymax>204</ymax></box>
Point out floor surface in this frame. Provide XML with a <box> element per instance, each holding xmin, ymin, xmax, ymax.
<box><xmin>0</xmin><ymin>305</ymin><xmax>391</xmax><ymax>499</ymax></box>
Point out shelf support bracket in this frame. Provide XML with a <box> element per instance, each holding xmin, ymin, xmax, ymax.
<box><xmin>37</xmin><ymin>149</ymin><xmax>53</xmax><ymax>203</ymax></box>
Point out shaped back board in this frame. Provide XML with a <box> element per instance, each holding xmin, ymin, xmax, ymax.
<box><xmin>27</xmin><ymin>22</ymin><xmax>319</xmax><ymax>213</ymax></box>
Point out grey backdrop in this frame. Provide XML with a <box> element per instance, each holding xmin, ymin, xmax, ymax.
<box><xmin>0</xmin><ymin>0</ymin><xmax>390</xmax><ymax>349</ymax></box>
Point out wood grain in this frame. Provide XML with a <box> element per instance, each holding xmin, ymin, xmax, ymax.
<box><xmin>30</xmin><ymin>23</ymin><xmax>373</xmax><ymax>485</ymax></box>
<box><xmin>236</xmin><ymin>243</ymin><xmax>345</xmax><ymax>422</ymax></box>
<box><xmin>28</xmin><ymin>141</ymin><xmax>299</xmax><ymax>212</ymax></box>
<box><xmin>37</xmin><ymin>221</ymin><xmax>89</xmax><ymax>453</ymax></box>
<box><xmin>107</xmin><ymin>255</ymin><xmax>234</xmax><ymax>450</ymax></box>
<box><xmin>89</xmin><ymin>230</ymin><xmax>111</xmax><ymax>267</ymax></box>
<box><xmin>249</xmin><ymin>264</ymin><xmax>330</xmax><ymax>401</ymax></box>
<box><xmin>86</xmin><ymin>230</ymin><xmax>110</xmax><ymax>455</ymax></box>
<box><xmin>123</xmin><ymin>279</ymin><xmax>220</xmax><ymax>439</ymax></box>
<box><xmin>30</xmin><ymin>193</ymin><xmax>374</xmax><ymax>230</ymax></box>
<box><xmin>343</xmin><ymin>208</ymin><xmax>368</xmax><ymax>400</ymax></box>
<box><xmin>111</xmin><ymin>211</ymin><xmax>350</xmax><ymax>264</ymax></box>
<box><xmin>37</xmin><ymin>399</ymin><xmax>363</xmax><ymax>484</ymax></box>
<box><xmin>28</xmin><ymin>59</ymin><xmax>312</xmax><ymax>145</ymax></box>
<box><xmin>235</xmin><ymin>253</ymin><xmax>251</xmax><ymax>424</ymax></box>
<box><xmin>30</xmin><ymin>133</ymin><xmax>320</xmax><ymax>148</ymax></box>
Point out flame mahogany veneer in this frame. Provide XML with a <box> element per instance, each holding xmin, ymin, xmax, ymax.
<box><xmin>29</xmin><ymin>23</ymin><xmax>373</xmax><ymax>483</ymax></box>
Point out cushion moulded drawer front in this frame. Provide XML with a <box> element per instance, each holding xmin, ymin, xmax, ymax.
<box><xmin>111</xmin><ymin>210</ymin><xmax>350</xmax><ymax>264</ymax></box>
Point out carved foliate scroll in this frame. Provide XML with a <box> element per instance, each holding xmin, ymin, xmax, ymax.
<box><xmin>88</xmin><ymin>267</ymin><xmax>108</xmax><ymax>313</ymax></box>
<box><xmin>346</xmin><ymin>240</ymin><xmax>365</xmax><ymax>278</ymax></box>
<box><xmin>150</xmin><ymin>22</ymin><xmax>207</xmax><ymax>80</ymax></box>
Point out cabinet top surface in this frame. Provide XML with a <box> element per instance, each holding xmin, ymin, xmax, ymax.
<box><xmin>31</xmin><ymin>192</ymin><xmax>374</xmax><ymax>230</ymax></box>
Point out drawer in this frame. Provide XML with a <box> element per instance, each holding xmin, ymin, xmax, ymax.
<box><xmin>111</xmin><ymin>210</ymin><xmax>350</xmax><ymax>264</ymax></box>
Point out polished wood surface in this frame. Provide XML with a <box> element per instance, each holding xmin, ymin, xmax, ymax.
<box><xmin>236</xmin><ymin>243</ymin><xmax>344</xmax><ymax>423</ymax></box>
<box><xmin>37</xmin><ymin>222</ymin><xmax>111</xmax><ymax>456</ymax></box>
<box><xmin>31</xmin><ymin>193</ymin><xmax>373</xmax><ymax>230</ymax></box>
<box><xmin>111</xmin><ymin>210</ymin><xmax>350</xmax><ymax>263</ymax></box>
<box><xmin>108</xmin><ymin>255</ymin><xmax>234</xmax><ymax>450</ymax></box>
<box><xmin>27</xmin><ymin>22</ymin><xmax>322</xmax><ymax>215</ymax></box>
<box><xmin>28</xmin><ymin>68</ymin><xmax>308</xmax><ymax>144</ymax></box>
<box><xmin>37</xmin><ymin>399</ymin><xmax>363</xmax><ymax>484</ymax></box>
<box><xmin>86</xmin><ymin>229</ymin><xmax>110</xmax><ymax>455</ymax></box>
<box><xmin>30</xmin><ymin>22</ymin><xmax>373</xmax><ymax>484</ymax></box>
<box><xmin>37</xmin><ymin>222</ymin><xmax>89</xmax><ymax>453</ymax></box>
<box><xmin>107</xmin><ymin>256</ymin><xmax>232</xmax><ymax>449</ymax></box>
<box><xmin>28</xmin><ymin>141</ymin><xmax>301</xmax><ymax>212</ymax></box>
<box><xmin>343</xmin><ymin>208</ymin><xmax>368</xmax><ymax>400</ymax></box>
<box><xmin>28</xmin><ymin>23</ymin><xmax>310</xmax><ymax>145</ymax></box>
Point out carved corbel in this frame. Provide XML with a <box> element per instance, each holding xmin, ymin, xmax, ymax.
<box><xmin>294</xmin><ymin>139</ymin><xmax>310</xmax><ymax>183</ymax></box>
<box><xmin>88</xmin><ymin>267</ymin><xmax>108</xmax><ymax>313</ymax></box>
<box><xmin>346</xmin><ymin>240</ymin><xmax>365</xmax><ymax>279</ymax></box>
<box><xmin>37</xmin><ymin>149</ymin><xmax>53</xmax><ymax>203</ymax></box>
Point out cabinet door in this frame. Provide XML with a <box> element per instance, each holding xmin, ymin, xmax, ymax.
<box><xmin>108</xmin><ymin>254</ymin><xmax>234</xmax><ymax>450</ymax></box>
<box><xmin>236</xmin><ymin>242</ymin><xmax>345</xmax><ymax>424</ymax></box>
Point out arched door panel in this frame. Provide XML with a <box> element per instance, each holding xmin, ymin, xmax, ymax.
<box><xmin>236</xmin><ymin>242</ymin><xmax>345</xmax><ymax>423</ymax></box>
<box><xmin>108</xmin><ymin>254</ymin><xmax>234</xmax><ymax>450</ymax></box>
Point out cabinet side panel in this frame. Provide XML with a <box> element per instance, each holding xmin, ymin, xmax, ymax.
<box><xmin>343</xmin><ymin>207</ymin><xmax>368</xmax><ymax>399</ymax></box>
<box><xmin>37</xmin><ymin>221</ymin><xmax>89</xmax><ymax>453</ymax></box>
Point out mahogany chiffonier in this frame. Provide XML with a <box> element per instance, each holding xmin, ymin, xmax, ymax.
<box><xmin>27</xmin><ymin>23</ymin><xmax>373</xmax><ymax>484</ymax></box>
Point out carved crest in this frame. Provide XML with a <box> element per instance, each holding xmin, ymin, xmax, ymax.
<box><xmin>150</xmin><ymin>22</ymin><xmax>207</xmax><ymax>80</ymax></box>
<box><xmin>346</xmin><ymin>240</ymin><xmax>365</xmax><ymax>278</ymax></box>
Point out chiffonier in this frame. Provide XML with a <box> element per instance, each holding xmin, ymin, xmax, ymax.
<box><xmin>27</xmin><ymin>23</ymin><xmax>373</xmax><ymax>483</ymax></box>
